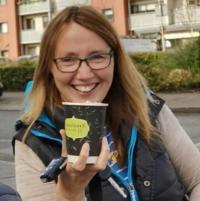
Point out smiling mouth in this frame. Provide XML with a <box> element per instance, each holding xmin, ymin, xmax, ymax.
<box><xmin>72</xmin><ymin>84</ymin><xmax>98</xmax><ymax>93</ymax></box>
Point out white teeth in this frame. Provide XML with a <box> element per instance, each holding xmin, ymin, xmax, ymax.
<box><xmin>74</xmin><ymin>84</ymin><xmax>96</xmax><ymax>92</ymax></box>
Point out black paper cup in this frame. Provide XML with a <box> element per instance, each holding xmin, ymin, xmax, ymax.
<box><xmin>62</xmin><ymin>102</ymin><xmax>108</xmax><ymax>164</ymax></box>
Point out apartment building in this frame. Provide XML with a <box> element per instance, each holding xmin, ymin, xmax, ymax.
<box><xmin>128</xmin><ymin>0</ymin><xmax>200</xmax><ymax>49</ymax></box>
<box><xmin>1</xmin><ymin>0</ymin><xmax>200</xmax><ymax>59</ymax></box>
<box><xmin>91</xmin><ymin>0</ymin><xmax>129</xmax><ymax>36</ymax></box>
<box><xmin>17</xmin><ymin>0</ymin><xmax>90</xmax><ymax>57</ymax></box>
<box><xmin>18</xmin><ymin>0</ymin><xmax>52</xmax><ymax>56</ymax></box>
<box><xmin>22</xmin><ymin>0</ymin><xmax>199</xmax><ymax>52</ymax></box>
<box><xmin>0</xmin><ymin>0</ymin><xmax>20</xmax><ymax>59</ymax></box>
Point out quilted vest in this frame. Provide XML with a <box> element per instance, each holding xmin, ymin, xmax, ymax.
<box><xmin>12</xmin><ymin>94</ymin><xmax>188</xmax><ymax>201</ymax></box>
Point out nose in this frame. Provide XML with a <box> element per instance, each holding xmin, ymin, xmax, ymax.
<box><xmin>75</xmin><ymin>60</ymin><xmax>94</xmax><ymax>80</ymax></box>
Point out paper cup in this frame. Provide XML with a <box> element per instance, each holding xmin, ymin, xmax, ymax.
<box><xmin>62</xmin><ymin>102</ymin><xmax>108</xmax><ymax>164</ymax></box>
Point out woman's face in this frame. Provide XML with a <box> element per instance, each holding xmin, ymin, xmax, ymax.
<box><xmin>51</xmin><ymin>22</ymin><xmax>114</xmax><ymax>103</ymax></box>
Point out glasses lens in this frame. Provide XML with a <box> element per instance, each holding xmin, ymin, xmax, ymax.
<box><xmin>56</xmin><ymin>57</ymin><xmax>79</xmax><ymax>72</ymax></box>
<box><xmin>88</xmin><ymin>53</ymin><xmax>111</xmax><ymax>69</ymax></box>
<box><xmin>55</xmin><ymin>51</ymin><xmax>112</xmax><ymax>72</ymax></box>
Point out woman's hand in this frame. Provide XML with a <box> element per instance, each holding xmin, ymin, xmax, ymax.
<box><xmin>56</xmin><ymin>129</ymin><xmax>109</xmax><ymax>201</ymax></box>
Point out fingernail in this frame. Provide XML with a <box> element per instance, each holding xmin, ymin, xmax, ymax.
<box><xmin>83</xmin><ymin>142</ymin><xmax>90</xmax><ymax>154</ymax></box>
<box><xmin>103</xmin><ymin>137</ymin><xmax>109</xmax><ymax>151</ymax></box>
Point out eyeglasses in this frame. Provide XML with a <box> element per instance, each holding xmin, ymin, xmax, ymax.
<box><xmin>53</xmin><ymin>50</ymin><xmax>113</xmax><ymax>73</ymax></box>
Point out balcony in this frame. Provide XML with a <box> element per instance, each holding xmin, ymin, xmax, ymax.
<box><xmin>174</xmin><ymin>6</ymin><xmax>200</xmax><ymax>25</ymax></box>
<box><xmin>20</xmin><ymin>29</ymin><xmax>43</xmax><ymax>44</ymax></box>
<box><xmin>19</xmin><ymin>1</ymin><xmax>50</xmax><ymax>15</ymax></box>
<box><xmin>55</xmin><ymin>0</ymin><xmax>89</xmax><ymax>11</ymax></box>
<box><xmin>129</xmin><ymin>12</ymin><xmax>169</xmax><ymax>33</ymax></box>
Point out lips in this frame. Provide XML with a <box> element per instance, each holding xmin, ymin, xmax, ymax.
<box><xmin>72</xmin><ymin>83</ymin><xmax>98</xmax><ymax>93</ymax></box>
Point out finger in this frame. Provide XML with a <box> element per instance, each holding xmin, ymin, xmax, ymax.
<box><xmin>95</xmin><ymin>137</ymin><xmax>109</xmax><ymax>170</ymax></box>
<box><xmin>72</xmin><ymin>142</ymin><xmax>90</xmax><ymax>172</ymax></box>
<box><xmin>59</xmin><ymin>129</ymin><xmax>68</xmax><ymax>157</ymax></box>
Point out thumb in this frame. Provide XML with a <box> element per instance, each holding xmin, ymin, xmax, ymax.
<box><xmin>59</xmin><ymin>129</ymin><xmax>68</xmax><ymax>157</ymax></box>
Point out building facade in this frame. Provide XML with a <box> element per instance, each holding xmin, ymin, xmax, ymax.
<box><xmin>91</xmin><ymin>0</ymin><xmax>129</xmax><ymax>35</ymax></box>
<box><xmin>128</xmin><ymin>0</ymin><xmax>200</xmax><ymax>50</ymax></box>
<box><xmin>0</xmin><ymin>0</ymin><xmax>20</xmax><ymax>59</ymax></box>
<box><xmin>18</xmin><ymin>0</ymin><xmax>90</xmax><ymax>57</ymax></box>
<box><xmin>0</xmin><ymin>0</ymin><xmax>199</xmax><ymax>59</ymax></box>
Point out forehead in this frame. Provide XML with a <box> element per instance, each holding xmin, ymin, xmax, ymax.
<box><xmin>54</xmin><ymin>22</ymin><xmax>110</xmax><ymax>55</ymax></box>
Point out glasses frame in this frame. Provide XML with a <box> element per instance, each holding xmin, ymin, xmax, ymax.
<box><xmin>53</xmin><ymin>50</ymin><xmax>113</xmax><ymax>73</ymax></box>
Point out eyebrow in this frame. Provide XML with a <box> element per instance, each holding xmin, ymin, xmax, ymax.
<box><xmin>58</xmin><ymin>49</ymin><xmax>110</xmax><ymax>58</ymax></box>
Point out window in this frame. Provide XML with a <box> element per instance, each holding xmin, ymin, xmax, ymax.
<box><xmin>130</xmin><ymin>3</ymin><xmax>156</xmax><ymax>14</ymax></box>
<box><xmin>27</xmin><ymin>46</ymin><xmax>36</xmax><ymax>55</ymax></box>
<box><xmin>26</xmin><ymin>18</ymin><xmax>35</xmax><ymax>29</ymax></box>
<box><xmin>146</xmin><ymin>4</ymin><xmax>156</xmax><ymax>11</ymax></box>
<box><xmin>138</xmin><ymin>5</ymin><xmax>146</xmax><ymax>12</ymax></box>
<box><xmin>188</xmin><ymin>0</ymin><xmax>200</xmax><ymax>5</ymax></box>
<box><xmin>24</xmin><ymin>45</ymin><xmax>38</xmax><ymax>56</ymax></box>
<box><xmin>42</xmin><ymin>15</ymin><xmax>49</xmax><ymax>28</ymax></box>
<box><xmin>188</xmin><ymin>0</ymin><xmax>195</xmax><ymax>4</ymax></box>
<box><xmin>0</xmin><ymin>50</ymin><xmax>8</xmax><ymax>57</ymax></box>
<box><xmin>0</xmin><ymin>22</ymin><xmax>8</xmax><ymax>33</ymax></box>
<box><xmin>19</xmin><ymin>0</ymin><xmax>46</xmax><ymax>4</ymax></box>
<box><xmin>0</xmin><ymin>0</ymin><xmax>6</xmax><ymax>5</ymax></box>
<box><xmin>102</xmin><ymin>8</ymin><xmax>113</xmax><ymax>21</ymax></box>
<box><xmin>23</xmin><ymin>18</ymin><xmax>35</xmax><ymax>30</ymax></box>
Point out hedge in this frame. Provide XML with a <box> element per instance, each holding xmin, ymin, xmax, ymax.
<box><xmin>0</xmin><ymin>66</ymin><xmax>34</xmax><ymax>91</ymax></box>
<box><xmin>0</xmin><ymin>38</ymin><xmax>199</xmax><ymax>92</ymax></box>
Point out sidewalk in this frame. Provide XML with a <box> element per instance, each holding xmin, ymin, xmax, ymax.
<box><xmin>0</xmin><ymin>91</ymin><xmax>200</xmax><ymax>112</ymax></box>
<box><xmin>0</xmin><ymin>92</ymin><xmax>24</xmax><ymax>111</ymax></box>
<box><xmin>158</xmin><ymin>92</ymin><xmax>200</xmax><ymax>113</ymax></box>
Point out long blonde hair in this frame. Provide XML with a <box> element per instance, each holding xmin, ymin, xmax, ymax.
<box><xmin>21</xmin><ymin>6</ymin><xmax>153</xmax><ymax>164</ymax></box>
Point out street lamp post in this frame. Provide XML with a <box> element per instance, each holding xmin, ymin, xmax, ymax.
<box><xmin>159</xmin><ymin>0</ymin><xmax>166</xmax><ymax>51</ymax></box>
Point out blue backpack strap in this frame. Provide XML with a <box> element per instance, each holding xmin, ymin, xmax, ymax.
<box><xmin>16</xmin><ymin>80</ymin><xmax>59</xmax><ymax>141</ymax></box>
<box><xmin>25</xmin><ymin>80</ymin><xmax>33</xmax><ymax>95</ymax></box>
<box><xmin>15</xmin><ymin>80</ymin><xmax>33</xmax><ymax>131</ymax></box>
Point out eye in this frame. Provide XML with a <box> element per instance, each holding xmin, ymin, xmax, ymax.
<box><xmin>89</xmin><ymin>54</ymin><xmax>108</xmax><ymax>62</ymax></box>
<box><xmin>61</xmin><ymin>57</ymin><xmax>75</xmax><ymax>62</ymax></box>
<box><xmin>60</xmin><ymin>57</ymin><xmax>77</xmax><ymax>66</ymax></box>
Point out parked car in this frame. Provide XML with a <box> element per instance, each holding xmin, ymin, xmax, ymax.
<box><xmin>0</xmin><ymin>82</ymin><xmax>3</xmax><ymax>97</ymax></box>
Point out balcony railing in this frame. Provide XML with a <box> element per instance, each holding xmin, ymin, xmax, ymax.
<box><xmin>174</xmin><ymin>6</ymin><xmax>200</xmax><ymax>25</ymax></box>
<box><xmin>129</xmin><ymin>12</ymin><xmax>169</xmax><ymax>31</ymax></box>
<box><xmin>54</xmin><ymin>0</ymin><xmax>89</xmax><ymax>11</ymax></box>
<box><xmin>20</xmin><ymin>29</ymin><xmax>43</xmax><ymax>44</ymax></box>
<box><xmin>19</xmin><ymin>1</ymin><xmax>50</xmax><ymax>15</ymax></box>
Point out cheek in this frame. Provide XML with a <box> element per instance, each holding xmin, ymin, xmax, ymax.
<box><xmin>50</xmin><ymin>66</ymin><xmax>74</xmax><ymax>90</ymax></box>
<box><xmin>107</xmin><ymin>63</ymin><xmax>114</xmax><ymax>84</ymax></box>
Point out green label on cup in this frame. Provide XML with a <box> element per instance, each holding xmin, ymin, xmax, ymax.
<box><xmin>65</xmin><ymin>116</ymin><xmax>90</xmax><ymax>140</ymax></box>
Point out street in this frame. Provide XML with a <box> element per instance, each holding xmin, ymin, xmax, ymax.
<box><xmin>0</xmin><ymin>111</ymin><xmax>19</xmax><ymax>162</ymax></box>
<box><xmin>176</xmin><ymin>112</ymin><xmax>200</xmax><ymax>144</ymax></box>
<box><xmin>0</xmin><ymin>110</ymin><xmax>200</xmax><ymax>157</ymax></box>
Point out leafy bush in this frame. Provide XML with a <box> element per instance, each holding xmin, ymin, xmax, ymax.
<box><xmin>136</xmin><ymin>64</ymin><xmax>169</xmax><ymax>91</ymax></box>
<box><xmin>130</xmin><ymin>52</ymin><xmax>165</xmax><ymax>65</ymax></box>
<box><xmin>0</xmin><ymin>39</ymin><xmax>199</xmax><ymax>92</ymax></box>
<box><xmin>0</xmin><ymin>64</ymin><xmax>35</xmax><ymax>91</ymax></box>
<box><xmin>167</xmin><ymin>69</ymin><xmax>192</xmax><ymax>89</ymax></box>
<box><xmin>130</xmin><ymin>38</ymin><xmax>200</xmax><ymax>91</ymax></box>
<box><xmin>170</xmin><ymin>38</ymin><xmax>200</xmax><ymax>74</ymax></box>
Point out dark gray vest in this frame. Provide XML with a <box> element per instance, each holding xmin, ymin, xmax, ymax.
<box><xmin>12</xmin><ymin>94</ymin><xmax>188</xmax><ymax>201</ymax></box>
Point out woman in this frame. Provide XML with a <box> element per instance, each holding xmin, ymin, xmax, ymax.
<box><xmin>13</xmin><ymin>5</ymin><xmax>200</xmax><ymax>201</ymax></box>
